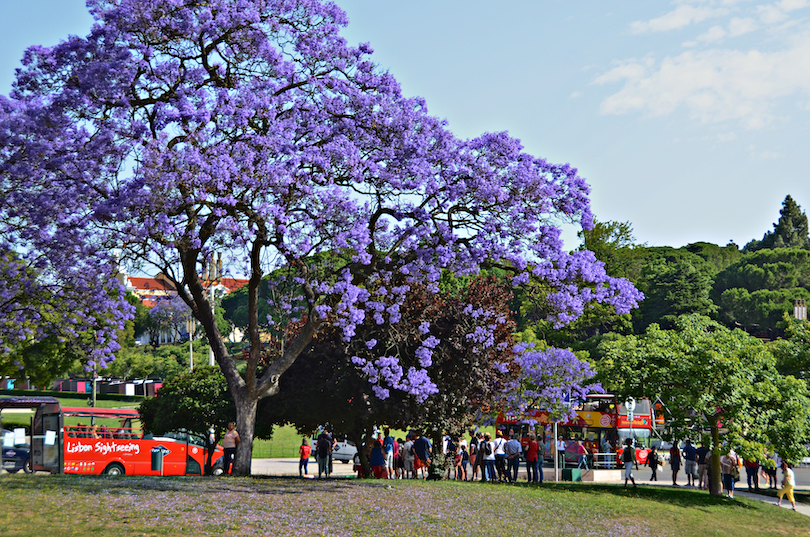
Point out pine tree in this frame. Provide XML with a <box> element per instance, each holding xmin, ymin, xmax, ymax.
<box><xmin>744</xmin><ymin>195</ymin><xmax>810</xmax><ymax>252</ymax></box>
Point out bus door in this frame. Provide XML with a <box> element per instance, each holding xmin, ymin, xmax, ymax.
<box><xmin>32</xmin><ymin>402</ymin><xmax>63</xmax><ymax>473</ymax></box>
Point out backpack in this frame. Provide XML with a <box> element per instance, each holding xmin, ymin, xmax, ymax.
<box><xmin>316</xmin><ymin>437</ymin><xmax>330</xmax><ymax>458</ymax></box>
<box><xmin>622</xmin><ymin>447</ymin><xmax>634</xmax><ymax>463</ymax></box>
<box><xmin>484</xmin><ymin>442</ymin><xmax>493</xmax><ymax>456</ymax></box>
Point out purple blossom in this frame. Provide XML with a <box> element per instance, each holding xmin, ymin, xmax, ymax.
<box><xmin>0</xmin><ymin>0</ymin><xmax>640</xmax><ymax>456</ymax></box>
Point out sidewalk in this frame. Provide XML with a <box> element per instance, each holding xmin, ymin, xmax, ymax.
<box><xmin>251</xmin><ymin>458</ymin><xmax>356</xmax><ymax>478</ymax></box>
<box><xmin>735</xmin><ymin>490</ymin><xmax>810</xmax><ymax>516</ymax></box>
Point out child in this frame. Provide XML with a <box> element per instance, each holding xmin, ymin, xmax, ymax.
<box><xmin>299</xmin><ymin>437</ymin><xmax>311</xmax><ymax>477</ymax></box>
<box><xmin>459</xmin><ymin>444</ymin><xmax>469</xmax><ymax>481</ymax></box>
<box><xmin>646</xmin><ymin>446</ymin><xmax>660</xmax><ymax>481</ymax></box>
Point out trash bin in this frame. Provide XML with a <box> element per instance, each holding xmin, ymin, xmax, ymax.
<box><xmin>151</xmin><ymin>447</ymin><xmax>164</xmax><ymax>473</ymax></box>
<box><xmin>562</xmin><ymin>469</ymin><xmax>582</xmax><ymax>482</ymax></box>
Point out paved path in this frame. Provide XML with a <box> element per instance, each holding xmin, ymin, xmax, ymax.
<box><xmin>251</xmin><ymin>458</ymin><xmax>356</xmax><ymax>478</ymax></box>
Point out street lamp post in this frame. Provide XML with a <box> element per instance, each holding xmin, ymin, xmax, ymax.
<box><xmin>186</xmin><ymin>315</ymin><xmax>195</xmax><ymax>371</ymax></box>
<box><xmin>203</xmin><ymin>252</ymin><xmax>223</xmax><ymax>367</ymax></box>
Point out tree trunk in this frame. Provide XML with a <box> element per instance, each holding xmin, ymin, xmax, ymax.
<box><xmin>709</xmin><ymin>423</ymin><xmax>722</xmax><ymax>496</ymax></box>
<box><xmin>353</xmin><ymin>427</ymin><xmax>373</xmax><ymax>478</ymax></box>
<box><xmin>232</xmin><ymin>392</ymin><xmax>257</xmax><ymax>476</ymax></box>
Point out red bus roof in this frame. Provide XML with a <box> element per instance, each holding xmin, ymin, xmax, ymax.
<box><xmin>61</xmin><ymin>407</ymin><xmax>139</xmax><ymax>419</ymax></box>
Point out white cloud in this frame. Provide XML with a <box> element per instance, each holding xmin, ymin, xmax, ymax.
<box><xmin>757</xmin><ymin>0</ymin><xmax>810</xmax><ymax>23</ymax></box>
<box><xmin>595</xmin><ymin>36</ymin><xmax>810</xmax><ymax>129</ymax></box>
<box><xmin>696</xmin><ymin>25</ymin><xmax>729</xmax><ymax>42</ymax></box>
<box><xmin>718</xmin><ymin>132</ymin><xmax>738</xmax><ymax>141</ymax></box>
<box><xmin>727</xmin><ymin>17</ymin><xmax>759</xmax><ymax>36</ymax></box>
<box><xmin>631</xmin><ymin>5</ymin><xmax>726</xmax><ymax>33</ymax></box>
<box><xmin>570</xmin><ymin>91</ymin><xmax>584</xmax><ymax>98</ymax></box>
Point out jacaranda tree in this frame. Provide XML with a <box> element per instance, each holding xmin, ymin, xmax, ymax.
<box><xmin>0</xmin><ymin>0</ymin><xmax>641</xmax><ymax>474</ymax></box>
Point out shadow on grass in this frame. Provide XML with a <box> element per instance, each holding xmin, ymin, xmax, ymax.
<box><xmin>0</xmin><ymin>473</ymin><xmax>393</xmax><ymax>498</ymax></box>
<box><xmin>508</xmin><ymin>481</ymin><xmax>762</xmax><ymax>511</ymax></box>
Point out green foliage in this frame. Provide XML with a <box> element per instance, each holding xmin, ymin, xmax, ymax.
<box><xmin>577</xmin><ymin>218</ymin><xmax>643</xmax><ymax>279</ymax></box>
<box><xmin>683</xmin><ymin>242</ymin><xmax>742</xmax><ymax>273</ymax></box>
<box><xmin>138</xmin><ymin>366</ymin><xmax>235</xmax><ymax>437</ymax></box>
<box><xmin>770</xmin><ymin>316</ymin><xmax>810</xmax><ymax>381</ymax></box>
<box><xmin>93</xmin><ymin>341</ymin><xmax>204</xmax><ymax>380</ymax></box>
<box><xmin>598</xmin><ymin>314</ymin><xmax>810</xmax><ymax>465</ymax></box>
<box><xmin>633</xmin><ymin>248</ymin><xmax>717</xmax><ymax>330</ymax></box>
<box><xmin>712</xmin><ymin>248</ymin><xmax>810</xmax><ymax>333</ymax></box>
<box><xmin>745</xmin><ymin>195</ymin><xmax>810</xmax><ymax>252</ymax></box>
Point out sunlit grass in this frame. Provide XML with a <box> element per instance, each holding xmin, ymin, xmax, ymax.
<box><xmin>0</xmin><ymin>474</ymin><xmax>807</xmax><ymax>537</ymax></box>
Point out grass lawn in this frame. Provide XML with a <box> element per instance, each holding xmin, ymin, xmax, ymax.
<box><xmin>0</xmin><ymin>475</ymin><xmax>807</xmax><ymax>537</ymax></box>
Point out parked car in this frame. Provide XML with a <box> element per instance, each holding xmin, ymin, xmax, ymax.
<box><xmin>2</xmin><ymin>428</ymin><xmax>32</xmax><ymax>474</ymax></box>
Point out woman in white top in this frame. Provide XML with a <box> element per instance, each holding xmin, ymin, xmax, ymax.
<box><xmin>776</xmin><ymin>462</ymin><xmax>797</xmax><ymax>510</ymax></box>
<box><xmin>482</xmin><ymin>432</ymin><xmax>496</xmax><ymax>482</ymax></box>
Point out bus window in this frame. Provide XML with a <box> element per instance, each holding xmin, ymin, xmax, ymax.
<box><xmin>618</xmin><ymin>428</ymin><xmax>651</xmax><ymax>448</ymax></box>
<box><xmin>618</xmin><ymin>399</ymin><xmax>651</xmax><ymax>416</ymax></box>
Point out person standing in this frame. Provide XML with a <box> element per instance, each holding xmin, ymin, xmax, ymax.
<box><xmin>412</xmin><ymin>433</ymin><xmax>432</xmax><ymax>479</ymax></box>
<box><xmin>370</xmin><ymin>439</ymin><xmax>386</xmax><ymax>478</ymax></box>
<box><xmin>382</xmin><ymin>428</ymin><xmax>395</xmax><ymax>479</ymax></box>
<box><xmin>720</xmin><ymin>449</ymin><xmax>739</xmax><ymax>499</ymax></box>
<box><xmin>744</xmin><ymin>456</ymin><xmax>760</xmax><ymax>492</ymax></box>
<box><xmin>696</xmin><ymin>442</ymin><xmax>710</xmax><ymax>490</ymax></box>
<box><xmin>459</xmin><ymin>444</ymin><xmax>469</xmax><ymax>481</ymax></box>
<box><xmin>316</xmin><ymin>431</ymin><xmax>331</xmax><ymax>478</ymax></box>
<box><xmin>393</xmin><ymin>437</ymin><xmax>403</xmax><ymax>479</ymax></box>
<box><xmin>402</xmin><ymin>434</ymin><xmax>415</xmax><ymax>479</ymax></box>
<box><xmin>482</xmin><ymin>432</ymin><xmax>496</xmax><ymax>483</ymax></box>
<box><xmin>776</xmin><ymin>462</ymin><xmax>797</xmax><ymax>511</ymax></box>
<box><xmin>765</xmin><ymin>452</ymin><xmax>780</xmax><ymax>489</ymax></box>
<box><xmin>683</xmin><ymin>439</ymin><xmax>697</xmax><ymax>487</ymax></box>
<box><xmin>222</xmin><ymin>422</ymin><xmax>240</xmax><ymax>475</ymax></box>
<box><xmin>600</xmin><ymin>434</ymin><xmax>614</xmax><ymax>469</ymax></box>
<box><xmin>298</xmin><ymin>437</ymin><xmax>311</xmax><ymax>477</ymax></box>
<box><xmin>622</xmin><ymin>438</ymin><xmax>637</xmax><ymax>488</ymax></box>
<box><xmin>525</xmin><ymin>433</ymin><xmax>539</xmax><ymax>483</ymax></box>
<box><xmin>556</xmin><ymin>436</ymin><xmax>567</xmax><ymax>471</ymax></box>
<box><xmin>504</xmin><ymin>434</ymin><xmax>522</xmax><ymax>483</ymax></box>
<box><xmin>473</xmin><ymin>432</ymin><xmax>486</xmax><ymax>481</ymax></box>
<box><xmin>669</xmin><ymin>442</ymin><xmax>681</xmax><ymax>486</ymax></box>
<box><xmin>493</xmin><ymin>430</ymin><xmax>508</xmax><ymax>482</ymax></box>
<box><xmin>646</xmin><ymin>446</ymin><xmax>660</xmax><ymax>481</ymax></box>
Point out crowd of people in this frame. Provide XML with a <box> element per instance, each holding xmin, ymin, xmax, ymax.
<box><xmin>218</xmin><ymin>420</ymin><xmax>802</xmax><ymax>510</ymax></box>
<box><xmin>639</xmin><ymin>438</ymin><xmax>798</xmax><ymax>510</ymax></box>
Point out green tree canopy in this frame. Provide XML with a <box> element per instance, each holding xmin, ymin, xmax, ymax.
<box><xmin>577</xmin><ymin>218</ymin><xmax>643</xmax><ymax>279</ymax></box>
<box><xmin>598</xmin><ymin>314</ymin><xmax>810</xmax><ymax>496</ymax></box>
<box><xmin>745</xmin><ymin>195</ymin><xmax>810</xmax><ymax>252</ymax></box>
<box><xmin>712</xmin><ymin>248</ymin><xmax>810</xmax><ymax>334</ymax></box>
<box><xmin>139</xmin><ymin>366</ymin><xmax>235</xmax><ymax>437</ymax></box>
<box><xmin>632</xmin><ymin>247</ymin><xmax>717</xmax><ymax>331</ymax></box>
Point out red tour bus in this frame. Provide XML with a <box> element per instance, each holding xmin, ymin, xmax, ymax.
<box><xmin>496</xmin><ymin>394</ymin><xmax>657</xmax><ymax>467</ymax></box>
<box><xmin>0</xmin><ymin>396</ymin><xmax>224</xmax><ymax>476</ymax></box>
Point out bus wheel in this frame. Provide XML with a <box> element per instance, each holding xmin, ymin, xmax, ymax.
<box><xmin>104</xmin><ymin>463</ymin><xmax>125</xmax><ymax>476</ymax></box>
<box><xmin>23</xmin><ymin>458</ymin><xmax>32</xmax><ymax>474</ymax></box>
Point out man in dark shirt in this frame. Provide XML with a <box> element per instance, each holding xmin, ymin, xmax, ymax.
<box><xmin>696</xmin><ymin>442</ymin><xmax>710</xmax><ymax>490</ymax></box>
<box><xmin>683</xmin><ymin>439</ymin><xmax>697</xmax><ymax>487</ymax></box>
<box><xmin>412</xmin><ymin>433</ymin><xmax>432</xmax><ymax>479</ymax></box>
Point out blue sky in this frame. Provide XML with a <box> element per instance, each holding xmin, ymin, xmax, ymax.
<box><xmin>2</xmin><ymin>0</ymin><xmax>809</xmax><ymax>249</ymax></box>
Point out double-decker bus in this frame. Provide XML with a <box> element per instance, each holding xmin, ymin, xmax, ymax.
<box><xmin>1</xmin><ymin>396</ymin><xmax>224</xmax><ymax>476</ymax></box>
<box><xmin>496</xmin><ymin>394</ymin><xmax>657</xmax><ymax>467</ymax></box>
